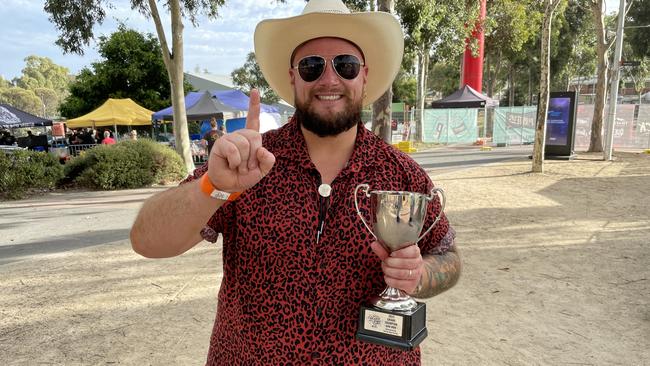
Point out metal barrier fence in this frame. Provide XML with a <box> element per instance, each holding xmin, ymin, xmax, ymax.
<box><xmin>402</xmin><ymin>104</ymin><xmax>649</xmax><ymax>149</ymax></box>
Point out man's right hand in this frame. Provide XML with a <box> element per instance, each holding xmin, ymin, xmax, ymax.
<box><xmin>207</xmin><ymin>89</ymin><xmax>276</xmax><ymax>193</ymax></box>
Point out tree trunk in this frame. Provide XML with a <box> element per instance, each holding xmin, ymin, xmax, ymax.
<box><xmin>508</xmin><ymin>66</ymin><xmax>515</xmax><ymax>106</ymax></box>
<box><xmin>588</xmin><ymin>0</ymin><xmax>607</xmax><ymax>153</ymax></box>
<box><xmin>532</xmin><ymin>0</ymin><xmax>562</xmax><ymax>173</ymax></box>
<box><xmin>371</xmin><ymin>0</ymin><xmax>394</xmax><ymax>143</ymax></box>
<box><xmin>148</xmin><ymin>0</ymin><xmax>194</xmax><ymax>172</ymax></box>
<box><xmin>414</xmin><ymin>51</ymin><xmax>427</xmax><ymax>142</ymax></box>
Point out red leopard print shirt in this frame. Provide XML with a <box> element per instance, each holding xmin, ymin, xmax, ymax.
<box><xmin>183</xmin><ymin>118</ymin><xmax>455</xmax><ymax>365</ymax></box>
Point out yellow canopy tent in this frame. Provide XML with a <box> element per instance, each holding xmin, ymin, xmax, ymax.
<box><xmin>66</xmin><ymin>98</ymin><xmax>153</xmax><ymax>128</ymax></box>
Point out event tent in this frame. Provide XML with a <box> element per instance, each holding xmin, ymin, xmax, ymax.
<box><xmin>151</xmin><ymin>90</ymin><xmax>278</xmax><ymax>120</ymax></box>
<box><xmin>66</xmin><ymin>98</ymin><xmax>154</xmax><ymax>128</ymax></box>
<box><xmin>0</xmin><ymin>104</ymin><xmax>52</xmax><ymax>128</ymax></box>
<box><xmin>155</xmin><ymin>91</ymin><xmax>238</xmax><ymax>121</ymax></box>
<box><xmin>430</xmin><ymin>85</ymin><xmax>499</xmax><ymax>109</ymax></box>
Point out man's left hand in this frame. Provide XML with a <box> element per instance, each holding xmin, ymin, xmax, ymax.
<box><xmin>370</xmin><ymin>241</ymin><xmax>423</xmax><ymax>294</ymax></box>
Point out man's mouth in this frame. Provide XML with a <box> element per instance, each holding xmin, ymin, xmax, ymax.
<box><xmin>316</xmin><ymin>95</ymin><xmax>343</xmax><ymax>101</ymax></box>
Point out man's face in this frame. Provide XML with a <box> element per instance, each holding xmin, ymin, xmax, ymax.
<box><xmin>290</xmin><ymin>37</ymin><xmax>368</xmax><ymax>137</ymax></box>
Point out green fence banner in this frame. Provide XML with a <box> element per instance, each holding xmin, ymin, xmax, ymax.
<box><xmin>422</xmin><ymin>109</ymin><xmax>478</xmax><ymax>144</ymax></box>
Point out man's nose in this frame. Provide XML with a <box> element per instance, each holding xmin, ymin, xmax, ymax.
<box><xmin>318</xmin><ymin>61</ymin><xmax>341</xmax><ymax>85</ymax></box>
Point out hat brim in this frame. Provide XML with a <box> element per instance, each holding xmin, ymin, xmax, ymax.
<box><xmin>254</xmin><ymin>12</ymin><xmax>404</xmax><ymax>107</ymax></box>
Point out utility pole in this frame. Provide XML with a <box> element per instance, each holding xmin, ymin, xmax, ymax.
<box><xmin>603</xmin><ymin>0</ymin><xmax>626</xmax><ymax>161</ymax></box>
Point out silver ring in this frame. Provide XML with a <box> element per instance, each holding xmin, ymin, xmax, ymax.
<box><xmin>408</xmin><ymin>269</ymin><xmax>412</xmax><ymax>278</ymax></box>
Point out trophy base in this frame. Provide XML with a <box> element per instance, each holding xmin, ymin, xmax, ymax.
<box><xmin>356</xmin><ymin>301</ymin><xmax>427</xmax><ymax>351</ymax></box>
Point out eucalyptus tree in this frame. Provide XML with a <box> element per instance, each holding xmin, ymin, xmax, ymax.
<box><xmin>484</xmin><ymin>0</ymin><xmax>542</xmax><ymax>102</ymax></box>
<box><xmin>532</xmin><ymin>0</ymin><xmax>564</xmax><ymax>173</ymax></box>
<box><xmin>45</xmin><ymin>0</ymin><xmax>226</xmax><ymax>172</ymax></box>
<box><xmin>396</xmin><ymin>0</ymin><xmax>475</xmax><ymax>142</ymax></box>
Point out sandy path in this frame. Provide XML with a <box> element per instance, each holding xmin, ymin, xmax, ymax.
<box><xmin>1</xmin><ymin>152</ymin><xmax>648</xmax><ymax>365</ymax></box>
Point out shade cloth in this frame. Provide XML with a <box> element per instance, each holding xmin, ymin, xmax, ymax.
<box><xmin>66</xmin><ymin>98</ymin><xmax>154</xmax><ymax>128</ymax></box>
<box><xmin>430</xmin><ymin>85</ymin><xmax>499</xmax><ymax>109</ymax></box>
<box><xmin>0</xmin><ymin>104</ymin><xmax>52</xmax><ymax>128</ymax></box>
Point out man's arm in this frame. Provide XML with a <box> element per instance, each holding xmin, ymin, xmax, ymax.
<box><xmin>130</xmin><ymin>179</ymin><xmax>225</xmax><ymax>258</ymax></box>
<box><xmin>412</xmin><ymin>247</ymin><xmax>461</xmax><ymax>299</ymax></box>
<box><xmin>130</xmin><ymin>89</ymin><xmax>275</xmax><ymax>259</ymax></box>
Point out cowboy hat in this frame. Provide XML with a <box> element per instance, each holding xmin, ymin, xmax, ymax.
<box><xmin>254</xmin><ymin>0</ymin><xmax>404</xmax><ymax>107</ymax></box>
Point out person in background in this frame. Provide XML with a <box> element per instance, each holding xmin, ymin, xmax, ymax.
<box><xmin>101</xmin><ymin>131</ymin><xmax>116</xmax><ymax>145</ymax></box>
<box><xmin>129</xmin><ymin>130</ymin><xmax>138</xmax><ymax>141</ymax></box>
<box><xmin>201</xmin><ymin>117</ymin><xmax>224</xmax><ymax>155</ymax></box>
<box><xmin>0</xmin><ymin>131</ymin><xmax>16</xmax><ymax>145</ymax></box>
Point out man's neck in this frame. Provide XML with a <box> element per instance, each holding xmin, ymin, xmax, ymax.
<box><xmin>301</xmin><ymin>124</ymin><xmax>358</xmax><ymax>185</ymax></box>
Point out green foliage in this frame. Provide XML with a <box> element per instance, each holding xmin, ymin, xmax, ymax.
<box><xmin>0</xmin><ymin>150</ymin><xmax>64</xmax><ymax>200</ymax></box>
<box><xmin>428</xmin><ymin>63</ymin><xmax>461</xmax><ymax>98</ymax></box>
<box><xmin>0</xmin><ymin>87</ymin><xmax>43</xmax><ymax>116</ymax></box>
<box><xmin>44</xmin><ymin>0</ymin><xmax>226</xmax><ymax>55</ymax></box>
<box><xmin>14</xmin><ymin>55</ymin><xmax>70</xmax><ymax>95</ymax></box>
<box><xmin>397</xmin><ymin>0</ymin><xmax>475</xmax><ymax>63</ymax></box>
<box><xmin>231</xmin><ymin>52</ymin><xmax>280</xmax><ymax>104</ymax></box>
<box><xmin>392</xmin><ymin>71</ymin><xmax>417</xmax><ymax>105</ymax></box>
<box><xmin>59</xmin><ymin>25</ymin><xmax>188</xmax><ymax>118</ymax></box>
<box><xmin>626</xmin><ymin>1</ymin><xmax>650</xmax><ymax>59</ymax></box>
<box><xmin>65</xmin><ymin>139</ymin><xmax>186</xmax><ymax>190</ymax></box>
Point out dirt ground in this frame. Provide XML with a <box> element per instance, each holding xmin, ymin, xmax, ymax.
<box><xmin>1</xmin><ymin>152</ymin><xmax>648</xmax><ymax>365</ymax></box>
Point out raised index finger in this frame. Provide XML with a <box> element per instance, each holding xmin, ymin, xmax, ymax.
<box><xmin>246</xmin><ymin>89</ymin><xmax>260</xmax><ymax>132</ymax></box>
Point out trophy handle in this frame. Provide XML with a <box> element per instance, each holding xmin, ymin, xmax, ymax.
<box><xmin>354</xmin><ymin>184</ymin><xmax>377</xmax><ymax>241</ymax></box>
<box><xmin>416</xmin><ymin>187</ymin><xmax>446</xmax><ymax>243</ymax></box>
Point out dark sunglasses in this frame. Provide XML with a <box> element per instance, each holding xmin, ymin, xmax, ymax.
<box><xmin>293</xmin><ymin>54</ymin><xmax>364</xmax><ymax>82</ymax></box>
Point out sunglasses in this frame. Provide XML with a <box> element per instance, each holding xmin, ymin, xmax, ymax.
<box><xmin>293</xmin><ymin>54</ymin><xmax>364</xmax><ymax>82</ymax></box>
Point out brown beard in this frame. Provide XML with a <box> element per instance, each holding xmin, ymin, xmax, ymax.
<box><xmin>295</xmin><ymin>94</ymin><xmax>362</xmax><ymax>137</ymax></box>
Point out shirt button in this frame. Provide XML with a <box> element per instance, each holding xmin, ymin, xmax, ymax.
<box><xmin>311</xmin><ymin>351</ymin><xmax>320</xmax><ymax>359</ymax></box>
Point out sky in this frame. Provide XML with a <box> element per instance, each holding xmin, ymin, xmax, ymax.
<box><xmin>0</xmin><ymin>0</ymin><xmax>306</xmax><ymax>81</ymax></box>
<box><xmin>1</xmin><ymin>0</ymin><xmax>621</xmax><ymax>82</ymax></box>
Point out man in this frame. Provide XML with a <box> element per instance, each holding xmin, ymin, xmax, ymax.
<box><xmin>202</xmin><ymin>116</ymin><xmax>224</xmax><ymax>154</ymax></box>
<box><xmin>130</xmin><ymin>0</ymin><xmax>460</xmax><ymax>365</ymax></box>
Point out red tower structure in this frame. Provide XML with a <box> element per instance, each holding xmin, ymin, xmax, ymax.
<box><xmin>461</xmin><ymin>0</ymin><xmax>487</xmax><ymax>93</ymax></box>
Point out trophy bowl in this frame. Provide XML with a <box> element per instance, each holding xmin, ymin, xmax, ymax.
<box><xmin>355</xmin><ymin>184</ymin><xmax>445</xmax><ymax>312</ymax></box>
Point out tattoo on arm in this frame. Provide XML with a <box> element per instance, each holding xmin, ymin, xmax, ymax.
<box><xmin>413</xmin><ymin>247</ymin><xmax>461</xmax><ymax>299</ymax></box>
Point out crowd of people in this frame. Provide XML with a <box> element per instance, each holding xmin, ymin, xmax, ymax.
<box><xmin>0</xmin><ymin>130</ymin><xmax>17</xmax><ymax>146</ymax></box>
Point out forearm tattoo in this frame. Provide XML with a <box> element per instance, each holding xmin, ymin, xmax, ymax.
<box><xmin>413</xmin><ymin>247</ymin><xmax>461</xmax><ymax>299</ymax></box>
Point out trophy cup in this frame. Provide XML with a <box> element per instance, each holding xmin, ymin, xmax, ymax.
<box><xmin>354</xmin><ymin>184</ymin><xmax>446</xmax><ymax>350</ymax></box>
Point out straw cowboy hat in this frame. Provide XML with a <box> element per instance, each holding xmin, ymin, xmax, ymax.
<box><xmin>254</xmin><ymin>0</ymin><xmax>404</xmax><ymax>107</ymax></box>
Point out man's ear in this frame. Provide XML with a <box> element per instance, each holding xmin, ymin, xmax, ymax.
<box><xmin>361</xmin><ymin>65</ymin><xmax>368</xmax><ymax>85</ymax></box>
<box><xmin>289</xmin><ymin>69</ymin><xmax>296</xmax><ymax>87</ymax></box>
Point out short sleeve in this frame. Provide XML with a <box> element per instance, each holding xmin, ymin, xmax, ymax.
<box><xmin>180</xmin><ymin>163</ymin><xmax>234</xmax><ymax>243</ymax></box>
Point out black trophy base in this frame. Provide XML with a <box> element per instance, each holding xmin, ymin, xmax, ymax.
<box><xmin>356</xmin><ymin>301</ymin><xmax>427</xmax><ymax>351</ymax></box>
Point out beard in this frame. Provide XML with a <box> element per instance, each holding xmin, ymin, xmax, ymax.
<box><xmin>295</xmin><ymin>93</ymin><xmax>362</xmax><ymax>137</ymax></box>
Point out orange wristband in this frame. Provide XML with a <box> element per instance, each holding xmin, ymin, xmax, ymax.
<box><xmin>199</xmin><ymin>174</ymin><xmax>242</xmax><ymax>201</ymax></box>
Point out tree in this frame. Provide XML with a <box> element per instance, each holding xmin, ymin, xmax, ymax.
<box><xmin>58</xmin><ymin>25</ymin><xmax>188</xmax><ymax>118</ymax></box>
<box><xmin>371</xmin><ymin>0</ymin><xmax>395</xmax><ymax>143</ymax></box>
<box><xmin>45</xmin><ymin>0</ymin><xmax>226</xmax><ymax>172</ymax></box>
<box><xmin>0</xmin><ymin>88</ymin><xmax>42</xmax><ymax>116</ymax></box>
<box><xmin>14</xmin><ymin>55</ymin><xmax>70</xmax><ymax>95</ymax></box>
<box><xmin>484</xmin><ymin>0</ymin><xmax>542</xmax><ymax>100</ymax></box>
<box><xmin>532</xmin><ymin>0</ymin><xmax>564</xmax><ymax>173</ymax></box>
<box><xmin>622</xmin><ymin>57</ymin><xmax>650</xmax><ymax>105</ymax></box>
<box><xmin>33</xmin><ymin>87</ymin><xmax>60</xmax><ymax>118</ymax></box>
<box><xmin>396</xmin><ymin>0</ymin><xmax>475</xmax><ymax>142</ymax></box>
<box><xmin>626</xmin><ymin>0</ymin><xmax>650</xmax><ymax>59</ymax></box>
<box><xmin>392</xmin><ymin>70</ymin><xmax>417</xmax><ymax>106</ymax></box>
<box><xmin>231</xmin><ymin>52</ymin><xmax>280</xmax><ymax>104</ymax></box>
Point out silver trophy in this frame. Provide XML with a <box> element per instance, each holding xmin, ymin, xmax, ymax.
<box><xmin>354</xmin><ymin>184</ymin><xmax>445</xmax><ymax>349</ymax></box>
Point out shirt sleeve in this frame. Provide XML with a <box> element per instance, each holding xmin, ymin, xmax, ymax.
<box><xmin>179</xmin><ymin>163</ymin><xmax>234</xmax><ymax>243</ymax></box>
<box><xmin>410</xmin><ymin>166</ymin><xmax>456</xmax><ymax>256</ymax></box>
